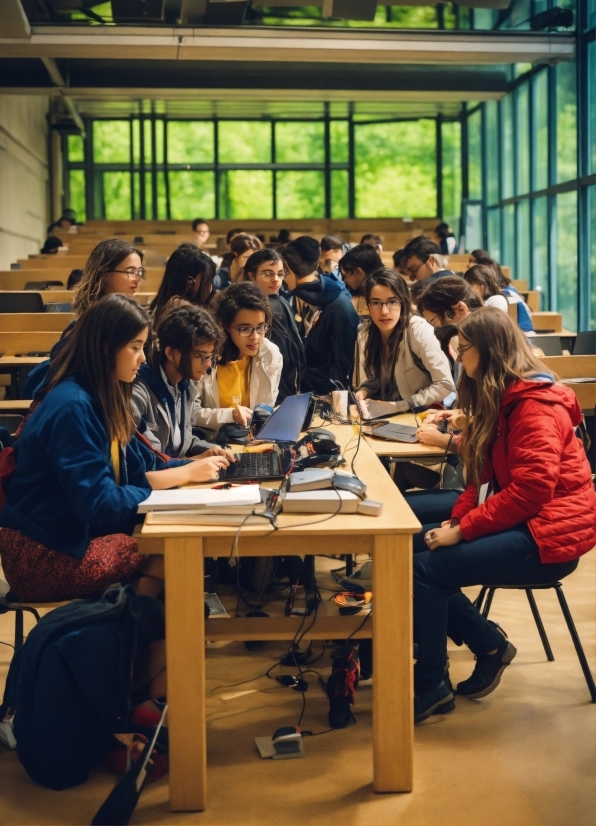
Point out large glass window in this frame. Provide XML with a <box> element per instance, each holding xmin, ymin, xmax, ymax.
<box><xmin>219</xmin><ymin>122</ymin><xmax>271</xmax><ymax>164</ymax></box>
<box><xmin>556</xmin><ymin>61</ymin><xmax>577</xmax><ymax>183</ymax></box>
<box><xmin>354</xmin><ymin>120</ymin><xmax>436</xmax><ymax>217</ymax></box>
<box><xmin>590</xmin><ymin>186</ymin><xmax>596</xmax><ymax>329</ymax></box>
<box><xmin>331</xmin><ymin>170</ymin><xmax>349</xmax><ymax>219</ymax></box>
<box><xmin>275</xmin><ymin>122</ymin><xmax>324</xmax><ymax>164</ymax></box>
<box><xmin>441</xmin><ymin>121</ymin><xmax>461</xmax><ymax>228</ymax></box>
<box><xmin>532</xmin><ymin>196</ymin><xmax>549</xmax><ymax>307</ymax></box>
<box><xmin>500</xmin><ymin>95</ymin><xmax>514</xmax><ymax>199</ymax></box>
<box><xmin>501</xmin><ymin>204</ymin><xmax>515</xmax><ymax>271</ymax></box>
<box><xmin>487</xmin><ymin>207</ymin><xmax>501</xmax><ymax>262</ymax></box>
<box><xmin>589</xmin><ymin>42</ymin><xmax>596</xmax><ymax>175</ymax></box>
<box><xmin>516</xmin><ymin>199</ymin><xmax>531</xmax><ymax>283</ymax></box>
<box><xmin>101</xmin><ymin>172</ymin><xmax>131</xmax><ymax>220</ymax></box>
<box><xmin>93</xmin><ymin>121</ymin><xmax>130</xmax><ymax>164</ymax></box>
<box><xmin>556</xmin><ymin>191</ymin><xmax>578</xmax><ymax>331</ymax></box>
<box><xmin>169</xmin><ymin>171</ymin><xmax>215</xmax><ymax>220</ymax></box>
<box><xmin>167</xmin><ymin>122</ymin><xmax>214</xmax><ymax>164</ymax></box>
<box><xmin>467</xmin><ymin>109</ymin><xmax>482</xmax><ymax>200</ymax></box>
<box><xmin>277</xmin><ymin>171</ymin><xmax>325</xmax><ymax>219</ymax></box>
<box><xmin>515</xmin><ymin>84</ymin><xmax>530</xmax><ymax>195</ymax></box>
<box><xmin>68</xmin><ymin>170</ymin><xmax>86</xmax><ymax>222</ymax></box>
<box><xmin>484</xmin><ymin>101</ymin><xmax>499</xmax><ymax>206</ymax></box>
<box><xmin>219</xmin><ymin>170</ymin><xmax>273</xmax><ymax>219</ymax></box>
<box><xmin>532</xmin><ymin>70</ymin><xmax>549</xmax><ymax>190</ymax></box>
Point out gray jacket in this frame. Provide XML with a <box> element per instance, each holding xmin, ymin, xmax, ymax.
<box><xmin>132</xmin><ymin>366</ymin><xmax>213</xmax><ymax>456</ymax></box>
<box><xmin>353</xmin><ymin>314</ymin><xmax>455</xmax><ymax>409</ymax></box>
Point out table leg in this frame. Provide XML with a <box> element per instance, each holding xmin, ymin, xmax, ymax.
<box><xmin>372</xmin><ymin>533</ymin><xmax>413</xmax><ymax>792</ymax></box>
<box><xmin>164</xmin><ymin>537</ymin><xmax>206</xmax><ymax>811</ymax></box>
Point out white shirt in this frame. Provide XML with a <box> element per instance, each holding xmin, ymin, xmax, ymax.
<box><xmin>159</xmin><ymin>365</ymin><xmax>182</xmax><ymax>452</ymax></box>
<box><xmin>485</xmin><ymin>294</ymin><xmax>509</xmax><ymax>314</ymax></box>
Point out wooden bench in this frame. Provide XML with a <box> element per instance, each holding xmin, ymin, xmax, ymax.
<box><xmin>0</xmin><ymin>313</ymin><xmax>74</xmax><ymax>332</ymax></box>
<box><xmin>540</xmin><ymin>355</ymin><xmax>596</xmax><ymax>410</ymax></box>
<box><xmin>0</xmin><ymin>331</ymin><xmax>61</xmax><ymax>356</ymax></box>
<box><xmin>0</xmin><ymin>290</ymin><xmax>156</xmax><ymax>306</ymax></box>
<box><xmin>532</xmin><ymin>311</ymin><xmax>563</xmax><ymax>333</ymax></box>
<box><xmin>1</xmin><ymin>268</ymin><xmax>164</xmax><ymax>292</ymax></box>
<box><xmin>19</xmin><ymin>255</ymin><xmax>89</xmax><ymax>270</ymax></box>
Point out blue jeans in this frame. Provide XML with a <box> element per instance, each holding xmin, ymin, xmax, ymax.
<box><xmin>405</xmin><ymin>489</ymin><xmax>461</xmax><ymax>526</ymax></box>
<box><xmin>413</xmin><ymin>523</ymin><xmax>579</xmax><ymax>688</ymax></box>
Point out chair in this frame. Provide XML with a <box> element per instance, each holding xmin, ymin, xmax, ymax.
<box><xmin>0</xmin><ymin>293</ymin><xmax>44</xmax><ymax>313</ymax></box>
<box><xmin>573</xmin><ymin>331</ymin><xmax>596</xmax><ymax>356</ymax></box>
<box><xmin>0</xmin><ymin>578</ymin><xmax>71</xmax><ymax>651</ymax></box>
<box><xmin>474</xmin><ymin>582</ymin><xmax>596</xmax><ymax>703</ymax></box>
<box><xmin>529</xmin><ymin>336</ymin><xmax>563</xmax><ymax>356</ymax></box>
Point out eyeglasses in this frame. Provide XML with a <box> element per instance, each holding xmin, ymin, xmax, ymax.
<box><xmin>192</xmin><ymin>351</ymin><xmax>216</xmax><ymax>364</ymax></box>
<box><xmin>458</xmin><ymin>343</ymin><xmax>475</xmax><ymax>355</ymax></box>
<box><xmin>368</xmin><ymin>299</ymin><xmax>401</xmax><ymax>311</ymax></box>
<box><xmin>111</xmin><ymin>268</ymin><xmax>146</xmax><ymax>280</ymax></box>
<box><xmin>258</xmin><ymin>269</ymin><xmax>286</xmax><ymax>281</ymax></box>
<box><xmin>231</xmin><ymin>323</ymin><xmax>270</xmax><ymax>337</ymax></box>
<box><xmin>405</xmin><ymin>260</ymin><xmax>428</xmax><ymax>277</ymax></box>
<box><xmin>426</xmin><ymin>313</ymin><xmax>442</xmax><ymax>327</ymax></box>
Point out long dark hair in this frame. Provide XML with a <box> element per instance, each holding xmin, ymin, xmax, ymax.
<box><xmin>242</xmin><ymin>248</ymin><xmax>287</xmax><ymax>281</ymax></box>
<box><xmin>46</xmin><ymin>294</ymin><xmax>150</xmax><ymax>445</ymax></box>
<box><xmin>74</xmin><ymin>239</ymin><xmax>143</xmax><ymax>317</ymax></box>
<box><xmin>470</xmin><ymin>249</ymin><xmax>510</xmax><ymax>287</ymax></box>
<box><xmin>212</xmin><ymin>282</ymin><xmax>272</xmax><ymax>365</ymax></box>
<box><xmin>362</xmin><ymin>268</ymin><xmax>411</xmax><ymax>381</ymax></box>
<box><xmin>150</xmin><ymin>244</ymin><xmax>215</xmax><ymax>320</ymax></box>
<box><xmin>152</xmin><ymin>301</ymin><xmax>222</xmax><ymax>379</ymax></box>
<box><xmin>457</xmin><ymin>307</ymin><xmax>547</xmax><ymax>485</ymax></box>
<box><xmin>464</xmin><ymin>264</ymin><xmax>504</xmax><ymax>300</ymax></box>
<box><xmin>417</xmin><ymin>276</ymin><xmax>483</xmax><ymax>320</ymax></box>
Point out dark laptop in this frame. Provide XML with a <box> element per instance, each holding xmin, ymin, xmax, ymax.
<box><xmin>364</xmin><ymin>422</ymin><xmax>419</xmax><ymax>443</ymax></box>
<box><xmin>219</xmin><ymin>393</ymin><xmax>313</xmax><ymax>481</ymax></box>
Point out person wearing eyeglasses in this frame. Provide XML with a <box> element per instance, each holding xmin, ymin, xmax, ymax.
<box><xmin>401</xmin><ymin>236</ymin><xmax>454</xmax><ymax>283</ymax></box>
<box><xmin>22</xmin><ymin>239</ymin><xmax>148</xmax><ymax>400</ymax></box>
<box><xmin>132</xmin><ymin>301</ymin><xmax>235</xmax><ymax>463</ymax></box>
<box><xmin>192</xmin><ymin>217</ymin><xmax>210</xmax><ymax>249</ymax></box>
<box><xmin>353</xmin><ymin>268</ymin><xmax>454</xmax><ymax>417</ymax></box>
<box><xmin>195</xmin><ymin>282</ymin><xmax>282</xmax><ymax>439</ymax></box>
<box><xmin>244</xmin><ymin>248</ymin><xmax>305</xmax><ymax>404</ymax></box>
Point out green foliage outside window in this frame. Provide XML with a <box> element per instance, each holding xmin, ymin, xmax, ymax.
<box><xmin>219</xmin><ymin>170</ymin><xmax>273</xmax><ymax>219</ymax></box>
<box><xmin>102</xmin><ymin>172</ymin><xmax>130</xmax><ymax>220</ymax></box>
<box><xmin>556</xmin><ymin>191</ymin><xmax>578</xmax><ymax>331</ymax></box>
<box><xmin>93</xmin><ymin>121</ymin><xmax>129</xmax><ymax>164</ymax></box>
<box><xmin>68</xmin><ymin>170</ymin><xmax>86</xmax><ymax>222</ymax></box>
<box><xmin>219</xmin><ymin>122</ymin><xmax>271</xmax><ymax>164</ymax></box>
<box><xmin>169</xmin><ymin>171</ymin><xmax>215</xmax><ymax>220</ymax></box>
<box><xmin>277</xmin><ymin>171</ymin><xmax>325</xmax><ymax>219</ymax></box>
<box><xmin>167</xmin><ymin>122</ymin><xmax>214</xmax><ymax>164</ymax></box>
<box><xmin>68</xmin><ymin>135</ymin><xmax>84</xmax><ymax>162</ymax></box>
<box><xmin>354</xmin><ymin>120</ymin><xmax>437</xmax><ymax>217</ymax></box>
<box><xmin>275</xmin><ymin>122</ymin><xmax>324</xmax><ymax>163</ymax></box>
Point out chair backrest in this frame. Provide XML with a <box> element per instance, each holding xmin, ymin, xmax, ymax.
<box><xmin>530</xmin><ymin>336</ymin><xmax>563</xmax><ymax>356</ymax></box>
<box><xmin>573</xmin><ymin>331</ymin><xmax>596</xmax><ymax>355</ymax></box>
<box><xmin>24</xmin><ymin>281</ymin><xmax>64</xmax><ymax>291</ymax></box>
<box><xmin>0</xmin><ymin>293</ymin><xmax>44</xmax><ymax>313</ymax></box>
<box><xmin>44</xmin><ymin>303</ymin><xmax>73</xmax><ymax>313</ymax></box>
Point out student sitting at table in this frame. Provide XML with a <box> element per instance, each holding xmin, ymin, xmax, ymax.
<box><xmin>319</xmin><ymin>235</ymin><xmax>346</xmax><ymax>274</ymax></box>
<box><xmin>132</xmin><ymin>301</ymin><xmax>235</xmax><ymax>462</ymax></box>
<box><xmin>244</xmin><ymin>249</ymin><xmax>305</xmax><ymax>404</ymax></box>
<box><xmin>284</xmin><ymin>236</ymin><xmax>359</xmax><ymax>394</ymax></box>
<box><xmin>339</xmin><ymin>244</ymin><xmax>384</xmax><ymax>316</ymax></box>
<box><xmin>226</xmin><ymin>233</ymin><xmax>262</xmax><ymax>284</ymax></box>
<box><xmin>468</xmin><ymin>249</ymin><xmax>534</xmax><ymax>333</ymax></box>
<box><xmin>195</xmin><ymin>282</ymin><xmax>282</xmax><ymax>438</ymax></box>
<box><xmin>401</xmin><ymin>236</ymin><xmax>455</xmax><ymax>283</ymax></box>
<box><xmin>150</xmin><ymin>244</ymin><xmax>215</xmax><ymax>325</ymax></box>
<box><xmin>0</xmin><ymin>294</ymin><xmax>231</xmax><ymax>603</ymax></box>
<box><xmin>192</xmin><ymin>217</ymin><xmax>210</xmax><ymax>249</ymax></box>
<box><xmin>353</xmin><ymin>268</ymin><xmax>454</xmax><ymax>415</ymax></box>
<box><xmin>413</xmin><ymin>308</ymin><xmax>596</xmax><ymax>721</ymax></box>
<box><xmin>463</xmin><ymin>264</ymin><xmax>510</xmax><ymax>314</ymax></box>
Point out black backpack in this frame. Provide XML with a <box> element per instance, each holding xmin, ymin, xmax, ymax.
<box><xmin>1</xmin><ymin>585</ymin><xmax>164</xmax><ymax>790</ymax></box>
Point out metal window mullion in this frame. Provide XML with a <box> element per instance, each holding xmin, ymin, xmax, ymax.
<box><xmin>164</xmin><ymin>118</ymin><xmax>171</xmax><ymax>221</ymax></box>
<box><xmin>436</xmin><ymin>114</ymin><xmax>443</xmax><ymax>220</ymax></box>
<box><xmin>214</xmin><ymin>117</ymin><xmax>219</xmax><ymax>220</ymax></box>
<box><xmin>480</xmin><ymin>105</ymin><xmax>488</xmax><ymax>249</ymax></box>
<box><xmin>577</xmin><ymin>25</ymin><xmax>590</xmax><ymax>330</ymax></box>
<box><xmin>547</xmin><ymin>65</ymin><xmax>558</xmax><ymax>311</ymax></box>
<box><xmin>324</xmin><ymin>102</ymin><xmax>331</xmax><ymax>220</ymax></box>
<box><xmin>129</xmin><ymin>117</ymin><xmax>134</xmax><ymax>220</ymax></box>
<box><xmin>84</xmin><ymin>118</ymin><xmax>94</xmax><ymax>221</ymax></box>
<box><xmin>348</xmin><ymin>106</ymin><xmax>355</xmax><ymax>219</ymax></box>
<box><xmin>151</xmin><ymin>115</ymin><xmax>158</xmax><ymax>221</ymax></box>
<box><xmin>271</xmin><ymin>121</ymin><xmax>277</xmax><ymax>220</ymax></box>
<box><xmin>139</xmin><ymin>114</ymin><xmax>146</xmax><ymax>221</ymax></box>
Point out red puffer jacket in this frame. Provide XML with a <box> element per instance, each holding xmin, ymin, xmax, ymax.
<box><xmin>451</xmin><ymin>378</ymin><xmax>596</xmax><ymax>563</ymax></box>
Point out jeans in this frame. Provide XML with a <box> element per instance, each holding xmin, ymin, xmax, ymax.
<box><xmin>413</xmin><ymin>523</ymin><xmax>579</xmax><ymax>688</ymax></box>
<box><xmin>405</xmin><ymin>489</ymin><xmax>461</xmax><ymax>526</ymax></box>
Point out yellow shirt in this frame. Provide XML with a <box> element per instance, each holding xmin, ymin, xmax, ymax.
<box><xmin>110</xmin><ymin>439</ymin><xmax>121</xmax><ymax>485</ymax></box>
<box><xmin>216</xmin><ymin>357</ymin><xmax>251</xmax><ymax>409</ymax></box>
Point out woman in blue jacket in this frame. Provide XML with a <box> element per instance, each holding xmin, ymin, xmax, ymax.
<box><xmin>0</xmin><ymin>294</ymin><xmax>230</xmax><ymax>602</ymax></box>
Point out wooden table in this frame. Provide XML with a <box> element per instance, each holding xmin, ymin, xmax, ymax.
<box><xmin>138</xmin><ymin>425</ymin><xmax>420</xmax><ymax>811</ymax></box>
<box><xmin>0</xmin><ymin>356</ymin><xmax>46</xmax><ymax>397</ymax></box>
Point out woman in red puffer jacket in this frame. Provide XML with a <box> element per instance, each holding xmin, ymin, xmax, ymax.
<box><xmin>413</xmin><ymin>308</ymin><xmax>596</xmax><ymax>723</ymax></box>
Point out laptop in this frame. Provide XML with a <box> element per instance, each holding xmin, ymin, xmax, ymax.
<box><xmin>363</xmin><ymin>422</ymin><xmax>419</xmax><ymax>443</ymax></box>
<box><xmin>355</xmin><ymin>397</ymin><xmax>403</xmax><ymax>421</ymax></box>
<box><xmin>219</xmin><ymin>393</ymin><xmax>313</xmax><ymax>481</ymax></box>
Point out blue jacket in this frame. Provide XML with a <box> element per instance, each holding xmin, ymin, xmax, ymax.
<box><xmin>0</xmin><ymin>377</ymin><xmax>188</xmax><ymax>559</ymax></box>
<box><xmin>292</xmin><ymin>274</ymin><xmax>359</xmax><ymax>394</ymax></box>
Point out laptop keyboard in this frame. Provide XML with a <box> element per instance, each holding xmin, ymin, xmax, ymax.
<box><xmin>220</xmin><ymin>451</ymin><xmax>282</xmax><ymax>480</ymax></box>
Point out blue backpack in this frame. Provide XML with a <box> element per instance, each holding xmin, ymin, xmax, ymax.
<box><xmin>0</xmin><ymin>585</ymin><xmax>164</xmax><ymax>790</ymax></box>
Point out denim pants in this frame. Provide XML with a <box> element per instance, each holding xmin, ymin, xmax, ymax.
<box><xmin>413</xmin><ymin>523</ymin><xmax>579</xmax><ymax>688</ymax></box>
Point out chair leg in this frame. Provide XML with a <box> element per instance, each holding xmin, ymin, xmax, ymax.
<box><xmin>525</xmin><ymin>589</ymin><xmax>555</xmax><ymax>661</ymax></box>
<box><xmin>14</xmin><ymin>610</ymin><xmax>24</xmax><ymax>652</ymax></box>
<box><xmin>554</xmin><ymin>584</ymin><xmax>596</xmax><ymax>703</ymax></box>
<box><xmin>474</xmin><ymin>586</ymin><xmax>488</xmax><ymax>611</ymax></box>
<box><xmin>481</xmin><ymin>588</ymin><xmax>496</xmax><ymax>618</ymax></box>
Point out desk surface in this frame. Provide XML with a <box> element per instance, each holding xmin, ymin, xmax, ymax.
<box><xmin>141</xmin><ymin>423</ymin><xmax>421</xmax><ymax>543</ymax></box>
<box><xmin>363</xmin><ymin>412</ymin><xmax>446</xmax><ymax>459</ymax></box>
<box><xmin>0</xmin><ymin>356</ymin><xmax>46</xmax><ymax>366</ymax></box>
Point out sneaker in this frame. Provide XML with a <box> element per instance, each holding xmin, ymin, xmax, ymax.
<box><xmin>457</xmin><ymin>637</ymin><xmax>517</xmax><ymax>699</ymax></box>
<box><xmin>327</xmin><ymin>646</ymin><xmax>359</xmax><ymax>728</ymax></box>
<box><xmin>415</xmin><ymin>680</ymin><xmax>455</xmax><ymax>724</ymax></box>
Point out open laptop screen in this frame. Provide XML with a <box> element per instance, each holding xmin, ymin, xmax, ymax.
<box><xmin>257</xmin><ymin>393</ymin><xmax>313</xmax><ymax>443</ymax></box>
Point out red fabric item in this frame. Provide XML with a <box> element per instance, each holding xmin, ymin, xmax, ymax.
<box><xmin>0</xmin><ymin>528</ymin><xmax>142</xmax><ymax>602</ymax></box>
<box><xmin>105</xmin><ymin>735</ymin><xmax>168</xmax><ymax>783</ymax></box>
<box><xmin>451</xmin><ymin>379</ymin><xmax>596</xmax><ymax>563</ymax></box>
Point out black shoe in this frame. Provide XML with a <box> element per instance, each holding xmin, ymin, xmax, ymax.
<box><xmin>415</xmin><ymin>680</ymin><xmax>455</xmax><ymax>724</ymax></box>
<box><xmin>327</xmin><ymin>646</ymin><xmax>359</xmax><ymax>728</ymax></box>
<box><xmin>457</xmin><ymin>637</ymin><xmax>517</xmax><ymax>699</ymax></box>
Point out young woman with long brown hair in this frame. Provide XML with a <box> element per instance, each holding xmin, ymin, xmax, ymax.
<box><xmin>0</xmin><ymin>295</ymin><xmax>230</xmax><ymax>603</ymax></box>
<box><xmin>149</xmin><ymin>244</ymin><xmax>215</xmax><ymax>324</ymax></box>
<box><xmin>412</xmin><ymin>308</ymin><xmax>595</xmax><ymax>722</ymax></box>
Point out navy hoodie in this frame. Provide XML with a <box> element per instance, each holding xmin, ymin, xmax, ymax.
<box><xmin>292</xmin><ymin>274</ymin><xmax>359</xmax><ymax>395</ymax></box>
<box><xmin>1</xmin><ymin>376</ymin><xmax>188</xmax><ymax>559</ymax></box>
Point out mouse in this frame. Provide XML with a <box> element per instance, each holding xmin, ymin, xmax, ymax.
<box><xmin>333</xmin><ymin>473</ymin><xmax>367</xmax><ymax>499</ymax></box>
<box><xmin>309</xmin><ymin>427</ymin><xmax>337</xmax><ymax>442</ymax></box>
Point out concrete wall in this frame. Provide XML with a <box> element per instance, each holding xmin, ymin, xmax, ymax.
<box><xmin>0</xmin><ymin>95</ymin><xmax>50</xmax><ymax>271</ymax></box>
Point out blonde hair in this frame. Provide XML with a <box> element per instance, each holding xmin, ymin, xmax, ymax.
<box><xmin>457</xmin><ymin>307</ymin><xmax>550</xmax><ymax>486</ymax></box>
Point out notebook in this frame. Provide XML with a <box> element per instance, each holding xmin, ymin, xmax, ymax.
<box><xmin>137</xmin><ymin>486</ymin><xmax>262</xmax><ymax>513</ymax></box>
